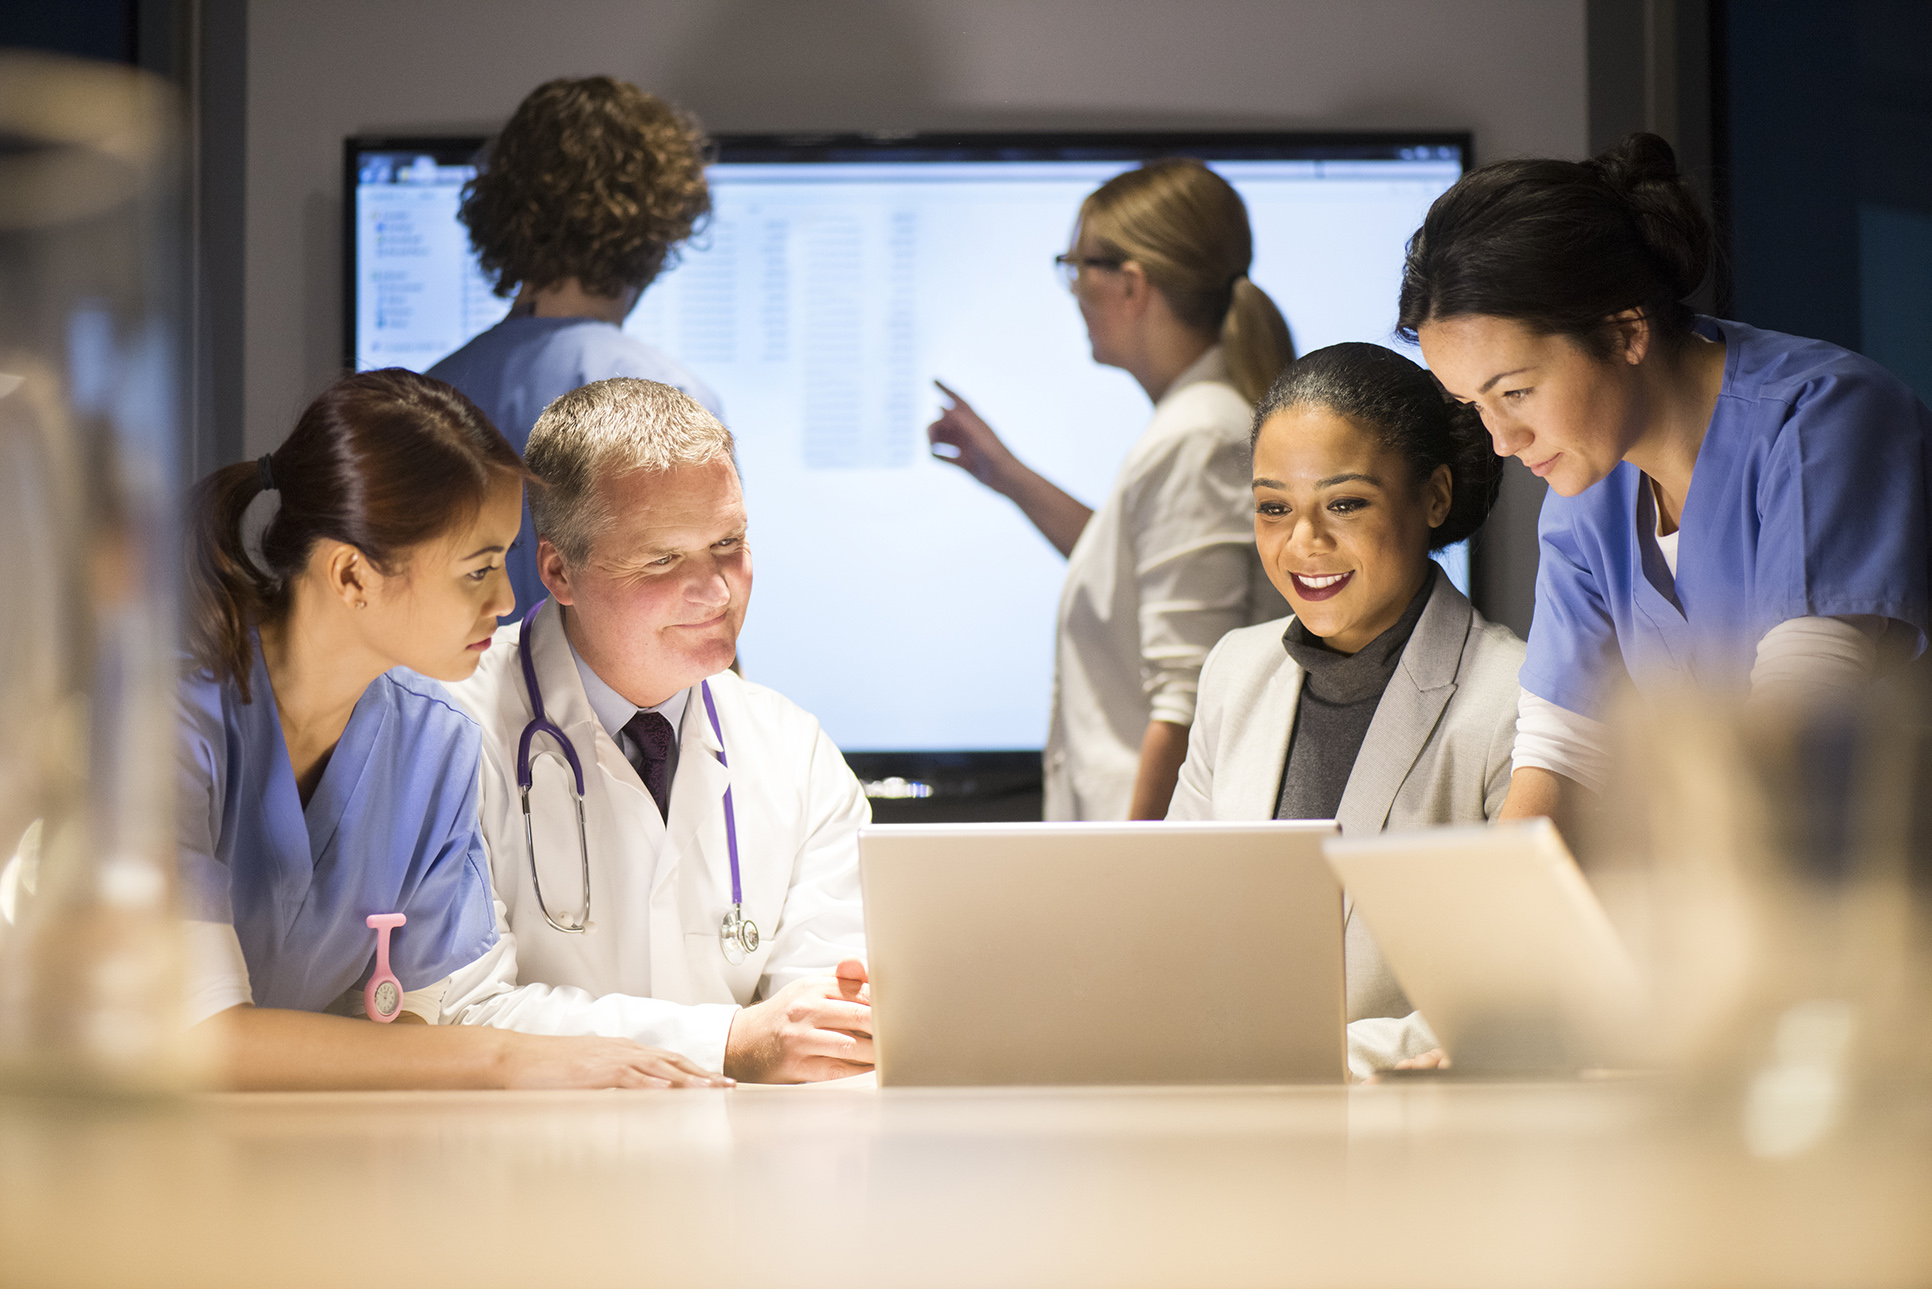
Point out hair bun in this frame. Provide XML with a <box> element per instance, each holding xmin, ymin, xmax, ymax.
<box><xmin>1586</xmin><ymin>131</ymin><xmax>1682</xmax><ymax>192</ymax></box>
<box><xmin>1585</xmin><ymin>132</ymin><xmax>1710</xmax><ymax>303</ymax></box>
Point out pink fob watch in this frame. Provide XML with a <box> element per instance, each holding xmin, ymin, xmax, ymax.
<box><xmin>364</xmin><ymin>913</ymin><xmax>407</xmax><ymax>1022</ymax></box>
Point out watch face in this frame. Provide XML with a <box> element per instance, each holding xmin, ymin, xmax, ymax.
<box><xmin>373</xmin><ymin>979</ymin><xmax>400</xmax><ymax>1017</ymax></box>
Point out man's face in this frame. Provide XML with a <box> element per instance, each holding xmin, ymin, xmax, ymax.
<box><xmin>538</xmin><ymin>457</ymin><xmax>751</xmax><ymax>708</ymax></box>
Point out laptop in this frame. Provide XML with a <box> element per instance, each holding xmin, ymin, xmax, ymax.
<box><xmin>859</xmin><ymin>820</ymin><xmax>1343</xmax><ymax>1087</ymax></box>
<box><xmin>1323</xmin><ymin>819</ymin><xmax>1650</xmax><ymax>1074</ymax></box>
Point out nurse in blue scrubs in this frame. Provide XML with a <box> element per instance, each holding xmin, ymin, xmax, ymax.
<box><xmin>1401</xmin><ymin>132</ymin><xmax>1932</xmax><ymax>821</ymax></box>
<box><xmin>180</xmin><ymin>369</ymin><xmax>730</xmax><ymax>1090</ymax></box>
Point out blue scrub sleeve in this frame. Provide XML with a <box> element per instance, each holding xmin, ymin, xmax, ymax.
<box><xmin>1751</xmin><ymin>374</ymin><xmax>1932</xmax><ymax>655</ymax></box>
<box><xmin>383</xmin><ymin>750</ymin><xmax>499</xmax><ymax>992</ymax></box>
<box><xmin>173</xmin><ymin>681</ymin><xmax>234</xmax><ymax>925</ymax></box>
<box><xmin>1519</xmin><ymin>498</ymin><xmax>1628</xmax><ymax>719</ymax></box>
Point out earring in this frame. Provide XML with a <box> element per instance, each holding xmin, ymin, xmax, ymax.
<box><xmin>357</xmin><ymin>601</ymin><xmax>368</xmax><ymax>610</ymax></box>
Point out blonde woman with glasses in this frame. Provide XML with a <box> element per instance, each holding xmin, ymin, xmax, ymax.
<box><xmin>929</xmin><ymin>158</ymin><xmax>1294</xmax><ymax>820</ymax></box>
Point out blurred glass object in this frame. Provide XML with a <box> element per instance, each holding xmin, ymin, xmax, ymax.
<box><xmin>0</xmin><ymin>51</ymin><xmax>194</xmax><ymax>1092</ymax></box>
<box><xmin>1596</xmin><ymin>680</ymin><xmax>1932</xmax><ymax>1153</ymax></box>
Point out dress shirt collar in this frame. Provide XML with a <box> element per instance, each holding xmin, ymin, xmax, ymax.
<box><xmin>1156</xmin><ymin>343</ymin><xmax>1230</xmax><ymax>408</ymax></box>
<box><xmin>563</xmin><ymin>623</ymin><xmax>690</xmax><ymax>740</ymax></box>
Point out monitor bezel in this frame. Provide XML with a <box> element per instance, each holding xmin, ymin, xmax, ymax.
<box><xmin>342</xmin><ymin>129</ymin><xmax>1474</xmax><ymax>803</ymax></box>
<box><xmin>342</xmin><ymin>129</ymin><xmax>1472</xmax><ymax>371</ymax></box>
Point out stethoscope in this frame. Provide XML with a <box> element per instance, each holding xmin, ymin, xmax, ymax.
<box><xmin>514</xmin><ymin>600</ymin><xmax>760</xmax><ymax>963</ymax></box>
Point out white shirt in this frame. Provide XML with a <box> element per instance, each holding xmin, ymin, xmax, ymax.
<box><xmin>1044</xmin><ymin>345</ymin><xmax>1287</xmax><ymax>820</ymax></box>
<box><xmin>570</xmin><ymin>635</ymin><xmax>689</xmax><ymax>797</ymax></box>
<box><xmin>438</xmin><ymin>600</ymin><xmax>869</xmax><ymax>1071</ymax></box>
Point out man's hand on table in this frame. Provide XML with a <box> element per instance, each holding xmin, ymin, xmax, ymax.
<box><xmin>724</xmin><ymin>958</ymin><xmax>874</xmax><ymax>1083</ymax></box>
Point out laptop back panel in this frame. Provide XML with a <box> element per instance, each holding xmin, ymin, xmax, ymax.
<box><xmin>861</xmin><ymin>821</ymin><xmax>1343</xmax><ymax>1087</ymax></box>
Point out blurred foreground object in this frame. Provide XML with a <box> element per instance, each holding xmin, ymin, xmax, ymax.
<box><xmin>0</xmin><ymin>51</ymin><xmax>196</xmax><ymax>1093</ymax></box>
<box><xmin>1597</xmin><ymin>680</ymin><xmax>1932</xmax><ymax>1154</ymax></box>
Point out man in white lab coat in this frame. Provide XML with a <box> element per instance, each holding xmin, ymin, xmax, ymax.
<box><xmin>441</xmin><ymin>377</ymin><xmax>872</xmax><ymax>1082</ymax></box>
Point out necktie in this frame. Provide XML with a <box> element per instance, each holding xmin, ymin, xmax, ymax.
<box><xmin>622</xmin><ymin>710</ymin><xmax>675</xmax><ymax>822</ymax></box>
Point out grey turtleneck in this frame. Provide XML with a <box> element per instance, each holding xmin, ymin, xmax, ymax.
<box><xmin>1274</xmin><ymin>566</ymin><xmax>1436</xmax><ymax>821</ymax></box>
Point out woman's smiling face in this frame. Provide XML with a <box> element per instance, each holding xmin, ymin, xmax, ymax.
<box><xmin>1251</xmin><ymin>404</ymin><xmax>1450</xmax><ymax>653</ymax></box>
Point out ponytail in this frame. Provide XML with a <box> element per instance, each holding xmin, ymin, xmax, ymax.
<box><xmin>182</xmin><ymin>369</ymin><xmax>526</xmax><ymax>702</ymax></box>
<box><xmin>1079</xmin><ymin>158</ymin><xmax>1295</xmax><ymax>405</ymax></box>
<box><xmin>1221</xmin><ymin>275</ymin><xmax>1295</xmax><ymax>405</ymax></box>
<box><xmin>186</xmin><ymin>462</ymin><xmax>276</xmax><ymax>703</ymax></box>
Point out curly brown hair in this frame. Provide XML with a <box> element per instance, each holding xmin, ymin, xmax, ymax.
<box><xmin>460</xmin><ymin>77</ymin><xmax>712</xmax><ymax>299</ymax></box>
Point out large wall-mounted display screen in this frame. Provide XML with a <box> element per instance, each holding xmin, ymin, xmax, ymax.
<box><xmin>347</xmin><ymin>133</ymin><xmax>1468</xmax><ymax>755</ymax></box>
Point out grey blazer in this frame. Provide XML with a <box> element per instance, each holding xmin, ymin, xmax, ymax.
<box><xmin>1168</xmin><ymin>571</ymin><xmax>1524</xmax><ymax>1033</ymax></box>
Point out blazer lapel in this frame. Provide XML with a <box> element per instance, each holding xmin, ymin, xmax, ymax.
<box><xmin>1234</xmin><ymin>647</ymin><xmax>1304</xmax><ymax>818</ymax></box>
<box><xmin>1334</xmin><ymin>574</ymin><xmax>1473</xmax><ymax>839</ymax></box>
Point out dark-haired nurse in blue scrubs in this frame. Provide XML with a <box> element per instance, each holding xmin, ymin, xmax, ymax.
<box><xmin>1401</xmin><ymin>132</ymin><xmax>1932</xmax><ymax>817</ymax></box>
<box><xmin>180</xmin><ymin>368</ymin><xmax>729</xmax><ymax>1090</ymax></box>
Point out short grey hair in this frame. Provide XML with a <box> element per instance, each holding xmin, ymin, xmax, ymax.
<box><xmin>525</xmin><ymin>378</ymin><xmax>736</xmax><ymax>565</ymax></box>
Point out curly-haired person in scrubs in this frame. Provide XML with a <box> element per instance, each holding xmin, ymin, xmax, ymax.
<box><xmin>429</xmin><ymin>76</ymin><xmax>719</xmax><ymax>617</ymax></box>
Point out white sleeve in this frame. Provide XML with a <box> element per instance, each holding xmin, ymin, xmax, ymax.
<box><xmin>439</xmin><ymin>901</ymin><xmax>739</xmax><ymax>1071</ymax></box>
<box><xmin>1512</xmin><ymin>617</ymin><xmax>1880</xmax><ymax>796</ymax></box>
<box><xmin>321</xmin><ymin>975</ymin><xmax>450</xmax><ymax>1025</ymax></box>
<box><xmin>1511</xmin><ymin>690</ymin><xmax>1611</xmax><ymax>794</ymax></box>
<box><xmin>1346</xmin><ymin>1012</ymin><xmax>1440</xmax><ymax>1080</ymax></box>
<box><xmin>1164</xmin><ymin>633</ymin><xmax>1238</xmax><ymax>821</ymax></box>
<box><xmin>437</xmin><ymin>739</ymin><xmax>738</xmax><ymax>1071</ymax></box>
<box><xmin>1132</xmin><ymin>430</ymin><xmax>1265</xmax><ymax>728</ymax></box>
<box><xmin>756</xmin><ymin>723</ymin><xmax>870</xmax><ymax>997</ymax></box>
<box><xmin>1749</xmin><ymin>616</ymin><xmax>1883</xmax><ymax>697</ymax></box>
<box><xmin>401</xmin><ymin>978</ymin><xmax>450</xmax><ymax>1024</ymax></box>
<box><xmin>183</xmin><ymin>920</ymin><xmax>253</xmax><ymax>1027</ymax></box>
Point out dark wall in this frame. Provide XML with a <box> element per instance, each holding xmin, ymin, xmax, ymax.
<box><xmin>0</xmin><ymin>0</ymin><xmax>137</xmax><ymax>63</ymax></box>
<box><xmin>1725</xmin><ymin>0</ymin><xmax>1932</xmax><ymax>402</ymax></box>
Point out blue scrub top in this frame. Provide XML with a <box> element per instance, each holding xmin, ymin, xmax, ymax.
<box><xmin>175</xmin><ymin>645</ymin><xmax>498</xmax><ymax>1011</ymax></box>
<box><xmin>427</xmin><ymin>315</ymin><xmax>724</xmax><ymax>617</ymax></box>
<box><xmin>1522</xmin><ymin>316</ymin><xmax>1932</xmax><ymax>717</ymax></box>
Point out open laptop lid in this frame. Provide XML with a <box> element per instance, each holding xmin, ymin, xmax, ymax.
<box><xmin>861</xmin><ymin>821</ymin><xmax>1343</xmax><ymax>1087</ymax></box>
<box><xmin>1325</xmin><ymin>819</ymin><xmax>1649</xmax><ymax>1073</ymax></box>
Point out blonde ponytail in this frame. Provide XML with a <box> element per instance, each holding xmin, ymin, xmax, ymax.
<box><xmin>1220</xmin><ymin>275</ymin><xmax>1294</xmax><ymax>404</ymax></box>
<box><xmin>1078</xmin><ymin>158</ymin><xmax>1296</xmax><ymax>406</ymax></box>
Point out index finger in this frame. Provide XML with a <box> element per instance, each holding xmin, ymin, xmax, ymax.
<box><xmin>800</xmin><ymin>997</ymin><xmax>873</xmax><ymax>1037</ymax></box>
<box><xmin>932</xmin><ymin>379</ymin><xmax>964</xmax><ymax>407</ymax></box>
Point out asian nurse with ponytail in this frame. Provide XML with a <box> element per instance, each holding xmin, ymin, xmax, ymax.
<box><xmin>178</xmin><ymin>369</ymin><xmax>729</xmax><ymax>1090</ymax></box>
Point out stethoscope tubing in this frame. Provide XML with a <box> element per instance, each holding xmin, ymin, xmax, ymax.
<box><xmin>514</xmin><ymin>600</ymin><xmax>752</xmax><ymax>954</ymax></box>
<box><xmin>699</xmin><ymin>680</ymin><xmax>744</xmax><ymax>908</ymax></box>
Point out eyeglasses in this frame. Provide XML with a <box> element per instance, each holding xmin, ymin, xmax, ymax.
<box><xmin>1053</xmin><ymin>252</ymin><xmax>1124</xmax><ymax>291</ymax></box>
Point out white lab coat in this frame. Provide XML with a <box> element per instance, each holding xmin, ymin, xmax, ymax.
<box><xmin>1044</xmin><ymin>345</ymin><xmax>1287</xmax><ymax>820</ymax></box>
<box><xmin>438</xmin><ymin>600</ymin><xmax>869</xmax><ymax>1071</ymax></box>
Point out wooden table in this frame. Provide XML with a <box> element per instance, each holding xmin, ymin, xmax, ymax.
<box><xmin>2</xmin><ymin>1079</ymin><xmax>1928</xmax><ymax>1287</ymax></box>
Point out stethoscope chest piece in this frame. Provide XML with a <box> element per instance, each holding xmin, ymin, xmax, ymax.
<box><xmin>719</xmin><ymin>904</ymin><xmax>760</xmax><ymax>965</ymax></box>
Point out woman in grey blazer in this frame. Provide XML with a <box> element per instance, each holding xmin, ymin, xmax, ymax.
<box><xmin>1167</xmin><ymin>343</ymin><xmax>1523</xmax><ymax>1076</ymax></box>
